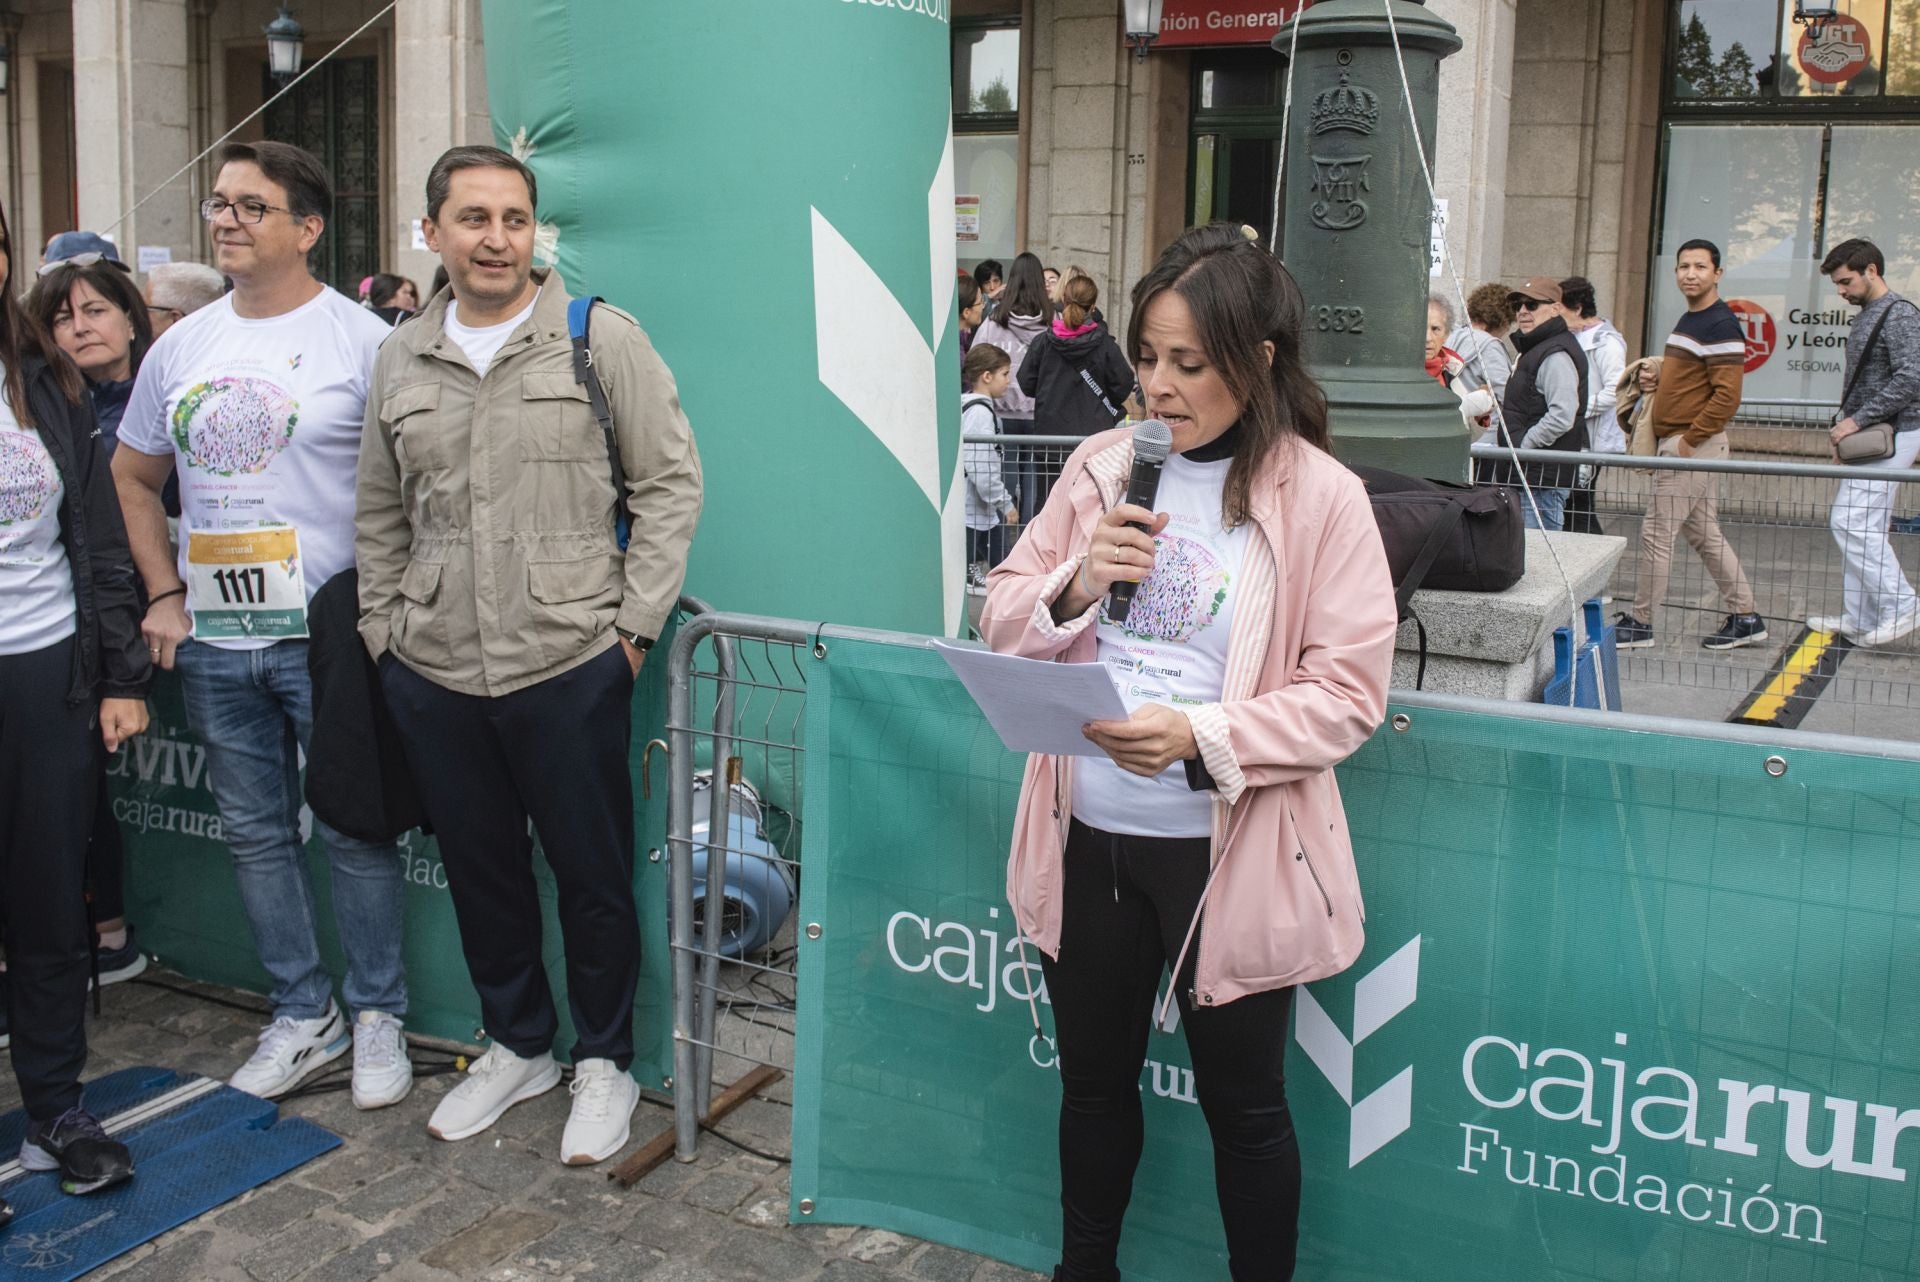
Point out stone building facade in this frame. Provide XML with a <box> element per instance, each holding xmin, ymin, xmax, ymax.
<box><xmin>960</xmin><ymin>0</ymin><xmax>1920</xmax><ymax>403</ymax></box>
<box><xmin>0</xmin><ymin>0</ymin><xmax>487</xmax><ymax>294</ymax></box>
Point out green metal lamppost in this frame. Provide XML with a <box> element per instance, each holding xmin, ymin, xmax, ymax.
<box><xmin>1274</xmin><ymin>0</ymin><xmax>1466</xmax><ymax>482</ymax></box>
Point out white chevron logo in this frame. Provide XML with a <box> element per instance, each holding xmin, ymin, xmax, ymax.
<box><xmin>1295</xmin><ymin>935</ymin><xmax>1421</xmax><ymax>1167</ymax></box>
<box><xmin>811</xmin><ymin>126</ymin><xmax>963</xmax><ymax>633</ymax></box>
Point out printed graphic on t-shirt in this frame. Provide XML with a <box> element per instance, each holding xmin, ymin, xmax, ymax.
<box><xmin>171</xmin><ymin>376</ymin><xmax>299</xmax><ymax>476</ymax></box>
<box><xmin>1100</xmin><ymin>531</ymin><xmax>1232</xmax><ymax>644</ymax></box>
<box><xmin>0</xmin><ymin>430</ymin><xmax>59</xmax><ymax>529</ymax></box>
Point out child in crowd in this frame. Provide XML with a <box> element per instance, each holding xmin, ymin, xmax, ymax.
<box><xmin>962</xmin><ymin>343</ymin><xmax>1018</xmax><ymax>590</ymax></box>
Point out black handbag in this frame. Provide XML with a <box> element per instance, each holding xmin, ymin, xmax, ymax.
<box><xmin>1350</xmin><ymin>465</ymin><xmax>1527</xmax><ymax>687</ymax></box>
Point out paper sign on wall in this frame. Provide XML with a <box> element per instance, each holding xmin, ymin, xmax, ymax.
<box><xmin>955</xmin><ymin>195</ymin><xmax>981</xmax><ymax>242</ymax></box>
<box><xmin>137</xmin><ymin>245</ymin><xmax>173</xmax><ymax>272</ymax></box>
<box><xmin>1428</xmin><ymin>199</ymin><xmax>1448</xmax><ymax>278</ymax></box>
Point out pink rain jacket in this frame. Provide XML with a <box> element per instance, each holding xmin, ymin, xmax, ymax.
<box><xmin>980</xmin><ymin>427</ymin><xmax>1397</xmax><ymax>1009</ymax></box>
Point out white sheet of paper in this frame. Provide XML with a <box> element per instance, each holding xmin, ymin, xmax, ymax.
<box><xmin>933</xmin><ymin>640</ymin><xmax>1127</xmax><ymax>757</ymax></box>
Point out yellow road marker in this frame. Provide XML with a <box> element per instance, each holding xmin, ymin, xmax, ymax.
<box><xmin>1734</xmin><ymin>629</ymin><xmax>1838</xmax><ymax>725</ymax></box>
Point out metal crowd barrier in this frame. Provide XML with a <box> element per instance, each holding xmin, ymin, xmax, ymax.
<box><xmin>963</xmin><ymin>424</ymin><xmax>1920</xmax><ymax>723</ymax></box>
<box><xmin>664</xmin><ymin>612</ymin><xmax>927</xmax><ymax>1160</ymax></box>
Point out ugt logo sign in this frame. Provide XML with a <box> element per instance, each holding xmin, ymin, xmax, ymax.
<box><xmin>1295</xmin><ymin>936</ymin><xmax>1420</xmax><ymax>1167</ymax></box>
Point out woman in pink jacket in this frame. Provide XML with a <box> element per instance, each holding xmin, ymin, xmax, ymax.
<box><xmin>981</xmin><ymin>223</ymin><xmax>1397</xmax><ymax>1281</ymax></box>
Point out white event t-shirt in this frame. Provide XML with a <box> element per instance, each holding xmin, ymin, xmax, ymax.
<box><xmin>0</xmin><ymin>382</ymin><xmax>77</xmax><ymax>655</ymax></box>
<box><xmin>444</xmin><ymin>291</ymin><xmax>540</xmax><ymax>378</ymax></box>
<box><xmin>119</xmin><ymin>286</ymin><xmax>392</xmax><ymax>650</ymax></box>
<box><xmin>1072</xmin><ymin>453</ymin><xmax>1251</xmax><ymax>838</ymax></box>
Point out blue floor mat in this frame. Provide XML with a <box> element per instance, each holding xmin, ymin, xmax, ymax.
<box><xmin>0</xmin><ymin>1066</ymin><xmax>340</xmax><ymax>1280</ymax></box>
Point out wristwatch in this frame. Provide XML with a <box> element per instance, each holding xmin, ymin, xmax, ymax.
<box><xmin>617</xmin><ymin>628</ymin><xmax>654</xmax><ymax>652</ymax></box>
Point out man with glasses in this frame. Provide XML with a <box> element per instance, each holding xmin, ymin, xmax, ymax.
<box><xmin>111</xmin><ymin>141</ymin><xmax>411</xmax><ymax>1107</ymax></box>
<box><xmin>1482</xmin><ymin>276</ymin><xmax>1586</xmax><ymax>531</ymax></box>
<box><xmin>144</xmin><ymin>262</ymin><xmax>227</xmax><ymax>337</ymax></box>
<box><xmin>1612</xmin><ymin>239</ymin><xmax>1765</xmax><ymax>652</ymax></box>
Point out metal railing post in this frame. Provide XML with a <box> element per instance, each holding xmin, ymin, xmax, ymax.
<box><xmin>666</xmin><ymin>610</ymin><xmax>721</xmax><ymax>1162</ymax></box>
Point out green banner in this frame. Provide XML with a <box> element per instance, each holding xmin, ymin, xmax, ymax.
<box><xmin>479</xmin><ymin>0</ymin><xmax>964</xmax><ymax>635</ymax></box>
<box><xmin>118</xmin><ymin>615</ymin><xmax>682</xmax><ymax>1088</ymax></box>
<box><xmin>793</xmin><ymin>637</ymin><xmax>1920</xmax><ymax>1279</ymax></box>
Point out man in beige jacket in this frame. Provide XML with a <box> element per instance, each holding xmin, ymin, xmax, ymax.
<box><xmin>355</xmin><ymin>144</ymin><xmax>701</xmax><ymax>1166</ymax></box>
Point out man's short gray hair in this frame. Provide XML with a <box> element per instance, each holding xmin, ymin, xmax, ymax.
<box><xmin>148</xmin><ymin>262</ymin><xmax>227</xmax><ymax>315</ymax></box>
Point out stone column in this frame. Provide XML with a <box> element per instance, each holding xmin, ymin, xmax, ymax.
<box><xmin>1027</xmin><ymin>0</ymin><xmax>1129</xmax><ymax>326</ymax></box>
<box><xmin>72</xmin><ymin>0</ymin><xmax>195</xmax><ymax>266</ymax></box>
<box><xmin>1428</xmin><ymin>0</ymin><xmax>1517</xmax><ymax>291</ymax></box>
<box><xmin>393</xmin><ymin>0</ymin><xmax>488</xmax><ymax>289</ymax></box>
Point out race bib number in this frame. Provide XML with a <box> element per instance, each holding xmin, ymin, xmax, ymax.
<box><xmin>186</xmin><ymin>524</ymin><xmax>309</xmax><ymax>640</ymax></box>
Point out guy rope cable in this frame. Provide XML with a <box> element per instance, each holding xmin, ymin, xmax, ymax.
<box><xmin>94</xmin><ymin>2</ymin><xmax>398</xmax><ymax>244</ymax></box>
<box><xmin>1270</xmin><ymin>4</ymin><xmax>1302</xmax><ymax>251</ymax></box>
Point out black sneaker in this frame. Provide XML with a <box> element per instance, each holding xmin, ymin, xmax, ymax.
<box><xmin>1703</xmin><ymin>612</ymin><xmax>1769</xmax><ymax>650</ymax></box>
<box><xmin>20</xmin><ymin>1108</ymin><xmax>134</xmax><ymax>1195</ymax></box>
<box><xmin>1612</xmin><ymin>612</ymin><xmax>1654</xmax><ymax>649</ymax></box>
<box><xmin>92</xmin><ymin>926</ymin><xmax>148</xmax><ymax>987</ymax></box>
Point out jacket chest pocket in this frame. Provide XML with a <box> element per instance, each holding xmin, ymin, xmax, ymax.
<box><xmin>385</xmin><ymin>383</ymin><xmax>449</xmax><ymax>472</ymax></box>
<box><xmin>518</xmin><ymin>372</ymin><xmax>602</xmax><ymax>462</ymax></box>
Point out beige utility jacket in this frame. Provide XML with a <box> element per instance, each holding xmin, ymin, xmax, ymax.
<box><xmin>355</xmin><ymin>273</ymin><xmax>702</xmax><ymax>697</ymax></box>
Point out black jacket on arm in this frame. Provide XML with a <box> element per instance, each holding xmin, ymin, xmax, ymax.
<box><xmin>1016</xmin><ymin>322</ymin><xmax>1137</xmax><ymax>439</ymax></box>
<box><xmin>30</xmin><ymin>357</ymin><xmax>151</xmax><ymax>706</ymax></box>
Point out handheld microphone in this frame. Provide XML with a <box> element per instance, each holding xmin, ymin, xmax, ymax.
<box><xmin>1105</xmin><ymin>419</ymin><xmax>1175</xmax><ymax>624</ymax></box>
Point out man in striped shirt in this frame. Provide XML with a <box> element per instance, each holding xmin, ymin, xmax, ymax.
<box><xmin>1614</xmin><ymin>239</ymin><xmax>1766</xmax><ymax>651</ymax></box>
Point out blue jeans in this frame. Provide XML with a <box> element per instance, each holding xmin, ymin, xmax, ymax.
<box><xmin>1523</xmin><ymin>487</ymin><xmax>1568</xmax><ymax>532</ymax></box>
<box><xmin>173</xmin><ymin>638</ymin><xmax>407</xmax><ymax>1020</ymax></box>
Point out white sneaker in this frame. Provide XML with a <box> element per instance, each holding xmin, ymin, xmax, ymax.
<box><xmin>560</xmin><ymin>1059</ymin><xmax>639</xmax><ymax>1166</ymax></box>
<box><xmin>350</xmin><ymin>1011</ymin><xmax>413</xmax><ymax>1110</ymax></box>
<box><xmin>1858</xmin><ymin>606</ymin><xmax>1920</xmax><ymax>649</ymax></box>
<box><xmin>229</xmin><ymin>1002</ymin><xmax>350</xmax><ymax>1099</ymax></box>
<box><xmin>427</xmin><ymin>1045</ymin><xmax>560</xmax><ymax>1142</ymax></box>
<box><xmin>1806</xmin><ymin>615</ymin><xmax>1849</xmax><ymax>636</ymax></box>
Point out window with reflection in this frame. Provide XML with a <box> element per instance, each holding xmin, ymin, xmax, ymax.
<box><xmin>953</xmin><ymin>25</ymin><xmax>1019</xmax><ymax>118</ymax></box>
<box><xmin>1672</xmin><ymin>0</ymin><xmax>1776</xmax><ymax>98</ymax></box>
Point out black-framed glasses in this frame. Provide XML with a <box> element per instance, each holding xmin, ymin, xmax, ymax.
<box><xmin>200</xmin><ymin>197</ymin><xmax>295</xmax><ymax>225</ymax></box>
<box><xmin>147</xmin><ymin>304</ymin><xmax>183</xmax><ymax>323</ymax></box>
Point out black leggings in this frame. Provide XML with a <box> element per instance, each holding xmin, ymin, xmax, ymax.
<box><xmin>0</xmin><ymin>637</ymin><xmax>97</xmax><ymax>1119</ymax></box>
<box><xmin>1040</xmin><ymin>819</ymin><xmax>1299</xmax><ymax>1282</ymax></box>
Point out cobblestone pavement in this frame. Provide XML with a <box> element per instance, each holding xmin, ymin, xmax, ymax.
<box><xmin>0</xmin><ymin>970</ymin><xmax>1047</xmax><ymax>1282</ymax></box>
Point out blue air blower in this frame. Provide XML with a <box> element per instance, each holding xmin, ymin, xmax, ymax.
<box><xmin>688</xmin><ymin>774</ymin><xmax>797</xmax><ymax>958</ymax></box>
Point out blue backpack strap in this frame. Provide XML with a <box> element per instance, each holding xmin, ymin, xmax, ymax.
<box><xmin>567</xmin><ymin>295</ymin><xmax>631</xmax><ymax>550</ymax></box>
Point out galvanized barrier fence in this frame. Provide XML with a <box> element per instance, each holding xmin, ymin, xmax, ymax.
<box><xmin>963</xmin><ymin>423</ymin><xmax>1920</xmax><ymax>724</ymax></box>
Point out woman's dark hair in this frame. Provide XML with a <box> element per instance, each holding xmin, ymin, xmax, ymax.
<box><xmin>1558</xmin><ymin>276</ymin><xmax>1598</xmax><ymax>319</ymax></box>
<box><xmin>1465</xmin><ymin>281</ymin><xmax>1516</xmax><ymax>331</ymax></box>
<box><xmin>999</xmin><ymin>251</ymin><xmax>1053</xmax><ymax>325</ymax></box>
<box><xmin>1059</xmin><ymin>274</ymin><xmax>1099</xmax><ymax>330</ymax></box>
<box><xmin>963</xmin><ymin>341</ymin><xmax>1011</xmax><ymax>391</ymax></box>
<box><xmin>367</xmin><ymin>273</ymin><xmax>416</xmax><ymax>308</ymax></box>
<box><xmin>29</xmin><ymin>259</ymin><xmax>155</xmax><ymax>383</ymax></box>
<box><xmin>957</xmin><ymin>275</ymin><xmax>980</xmax><ymax>318</ymax></box>
<box><xmin>972</xmin><ymin>259</ymin><xmax>1004</xmax><ymax>292</ymax></box>
<box><xmin>0</xmin><ymin>198</ymin><xmax>87</xmax><ymax>419</ymax></box>
<box><xmin>1127</xmin><ymin>222</ymin><xmax>1328</xmax><ymax>528</ymax></box>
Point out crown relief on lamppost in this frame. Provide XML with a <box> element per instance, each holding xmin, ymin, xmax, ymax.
<box><xmin>1309</xmin><ymin>64</ymin><xmax>1380</xmax><ymax>233</ymax></box>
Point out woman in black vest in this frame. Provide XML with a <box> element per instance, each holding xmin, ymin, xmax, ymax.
<box><xmin>1477</xmin><ymin>277</ymin><xmax>1587</xmax><ymax>531</ymax></box>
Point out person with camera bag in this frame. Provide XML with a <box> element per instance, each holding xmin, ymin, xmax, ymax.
<box><xmin>1811</xmin><ymin>237</ymin><xmax>1920</xmax><ymax>649</ymax></box>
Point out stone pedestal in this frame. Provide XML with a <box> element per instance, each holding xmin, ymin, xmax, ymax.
<box><xmin>1391</xmin><ymin>529</ymin><xmax>1625</xmax><ymax>698</ymax></box>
